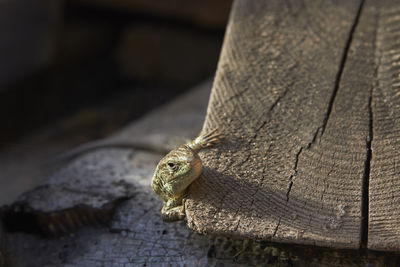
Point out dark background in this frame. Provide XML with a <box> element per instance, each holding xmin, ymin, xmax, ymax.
<box><xmin>0</xmin><ymin>0</ymin><xmax>232</xmax><ymax>205</ymax></box>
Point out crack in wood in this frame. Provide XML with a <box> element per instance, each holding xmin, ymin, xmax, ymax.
<box><xmin>306</xmin><ymin>127</ymin><xmax>320</xmax><ymax>149</ymax></box>
<box><xmin>233</xmin><ymin>218</ymin><xmax>241</xmax><ymax>232</ymax></box>
<box><xmin>273</xmin><ymin>145</ymin><xmax>304</xmax><ymax>237</ymax></box>
<box><xmin>361</xmin><ymin>71</ymin><xmax>373</xmax><ymax>249</ymax></box>
<box><xmin>286</xmin><ymin>147</ymin><xmax>303</xmax><ymax>202</ymax></box>
<box><xmin>272</xmin><ymin>217</ymin><xmax>281</xmax><ymax>238</ymax></box>
<box><xmin>319</xmin><ymin>0</ymin><xmax>366</xmax><ymax>139</ymax></box>
<box><xmin>219</xmin><ymin>84</ymin><xmax>251</xmax><ymax>107</ymax></box>
<box><xmin>361</xmin><ymin>28</ymin><xmax>380</xmax><ymax>248</ymax></box>
<box><xmin>251</xmin><ymin>85</ymin><xmax>290</xmax><ymax>142</ymax></box>
<box><xmin>281</xmin><ymin>0</ymin><xmax>366</xmax><ymax>243</ymax></box>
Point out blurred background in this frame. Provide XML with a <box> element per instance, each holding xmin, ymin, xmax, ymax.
<box><xmin>0</xmin><ymin>0</ymin><xmax>232</xmax><ymax>205</ymax></box>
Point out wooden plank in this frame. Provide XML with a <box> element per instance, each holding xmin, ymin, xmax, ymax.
<box><xmin>185</xmin><ymin>0</ymin><xmax>367</xmax><ymax>248</ymax></box>
<box><xmin>368</xmin><ymin>0</ymin><xmax>400</xmax><ymax>251</ymax></box>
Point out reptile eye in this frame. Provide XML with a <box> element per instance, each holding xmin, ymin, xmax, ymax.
<box><xmin>167</xmin><ymin>162</ymin><xmax>175</xmax><ymax>168</ymax></box>
<box><xmin>167</xmin><ymin>162</ymin><xmax>178</xmax><ymax>173</ymax></box>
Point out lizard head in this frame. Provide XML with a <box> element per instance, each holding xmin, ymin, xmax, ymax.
<box><xmin>151</xmin><ymin>145</ymin><xmax>202</xmax><ymax>201</ymax></box>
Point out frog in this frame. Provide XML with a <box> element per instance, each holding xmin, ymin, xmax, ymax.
<box><xmin>151</xmin><ymin>129</ymin><xmax>222</xmax><ymax>222</ymax></box>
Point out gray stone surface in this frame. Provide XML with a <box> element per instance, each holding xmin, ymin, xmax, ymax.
<box><xmin>10</xmin><ymin>149</ymin><xmax>160</xmax><ymax>213</ymax></box>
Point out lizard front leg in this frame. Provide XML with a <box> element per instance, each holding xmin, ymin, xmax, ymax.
<box><xmin>161</xmin><ymin>196</ymin><xmax>185</xmax><ymax>222</ymax></box>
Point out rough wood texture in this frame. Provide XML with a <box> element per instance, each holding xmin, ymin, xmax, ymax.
<box><xmin>369</xmin><ymin>0</ymin><xmax>400</xmax><ymax>251</ymax></box>
<box><xmin>186</xmin><ymin>0</ymin><xmax>400</xmax><ymax>252</ymax></box>
<box><xmin>186</xmin><ymin>0</ymin><xmax>367</xmax><ymax>248</ymax></box>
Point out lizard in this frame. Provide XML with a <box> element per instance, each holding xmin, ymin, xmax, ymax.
<box><xmin>151</xmin><ymin>128</ymin><xmax>222</xmax><ymax>222</ymax></box>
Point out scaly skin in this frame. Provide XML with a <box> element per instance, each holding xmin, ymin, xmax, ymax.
<box><xmin>151</xmin><ymin>129</ymin><xmax>222</xmax><ymax>222</ymax></box>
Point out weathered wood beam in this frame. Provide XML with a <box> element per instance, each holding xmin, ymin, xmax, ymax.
<box><xmin>369</xmin><ymin>0</ymin><xmax>400</xmax><ymax>251</ymax></box>
<box><xmin>187</xmin><ymin>0</ymin><xmax>400</xmax><ymax>252</ymax></box>
<box><xmin>186</xmin><ymin>0</ymin><xmax>368</xmax><ymax>248</ymax></box>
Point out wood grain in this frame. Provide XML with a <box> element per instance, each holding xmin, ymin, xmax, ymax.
<box><xmin>368</xmin><ymin>0</ymin><xmax>400</xmax><ymax>251</ymax></box>
<box><xmin>185</xmin><ymin>0</ymin><xmax>368</xmax><ymax>248</ymax></box>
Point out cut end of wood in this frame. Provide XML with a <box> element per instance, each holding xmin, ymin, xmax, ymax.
<box><xmin>185</xmin><ymin>0</ymin><xmax>400</xmax><ymax>251</ymax></box>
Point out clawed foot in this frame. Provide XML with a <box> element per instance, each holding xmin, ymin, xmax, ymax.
<box><xmin>161</xmin><ymin>204</ymin><xmax>185</xmax><ymax>222</ymax></box>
